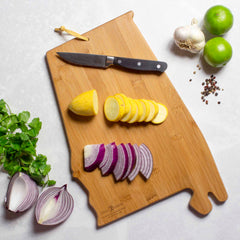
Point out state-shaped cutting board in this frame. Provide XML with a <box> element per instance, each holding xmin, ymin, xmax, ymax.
<box><xmin>46</xmin><ymin>11</ymin><xmax>228</xmax><ymax>227</ymax></box>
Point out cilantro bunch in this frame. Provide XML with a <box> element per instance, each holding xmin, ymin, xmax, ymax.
<box><xmin>0</xmin><ymin>99</ymin><xmax>55</xmax><ymax>186</ymax></box>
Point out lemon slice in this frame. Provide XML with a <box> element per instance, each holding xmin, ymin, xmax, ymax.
<box><xmin>134</xmin><ymin>99</ymin><xmax>144</xmax><ymax>122</ymax></box>
<box><xmin>104</xmin><ymin>96</ymin><xmax>125</xmax><ymax>122</ymax></box>
<box><xmin>114</xmin><ymin>93</ymin><xmax>131</xmax><ymax>118</ymax></box>
<box><xmin>120</xmin><ymin>98</ymin><xmax>135</xmax><ymax>122</ymax></box>
<box><xmin>144</xmin><ymin>100</ymin><xmax>158</xmax><ymax>122</ymax></box>
<box><xmin>127</xmin><ymin>99</ymin><xmax>139</xmax><ymax>123</ymax></box>
<box><xmin>68</xmin><ymin>89</ymin><xmax>98</xmax><ymax>116</ymax></box>
<box><xmin>152</xmin><ymin>103</ymin><xmax>168</xmax><ymax>124</ymax></box>
<box><xmin>138</xmin><ymin>99</ymin><xmax>150</xmax><ymax>122</ymax></box>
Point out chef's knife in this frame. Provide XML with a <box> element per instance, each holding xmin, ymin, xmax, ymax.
<box><xmin>57</xmin><ymin>52</ymin><xmax>167</xmax><ymax>73</ymax></box>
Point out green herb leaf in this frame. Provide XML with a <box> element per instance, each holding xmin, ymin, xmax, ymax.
<box><xmin>18</xmin><ymin>111</ymin><xmax>30</xmax><ymax>123</ymax></box>
<box><xmin>19</xmin><ymin>132</ymin><xmax>29</xmax><ymax>141</ymax></box>
<box><xmin>47</xmin><ymin>180</ymin><xmax>56</xmax><ymax>186</ymax></box>
<box><xmin>0</xmin><ymin>99</ymin><xmax>8</xmax><ymax>114</ymax></box>
<box><xmin>28</xmin><ymin>118</ymin><xmax>42</xmax><ymax>137</ymax></box>
<box><xmin>3</xmin><ymin>159</ymin><xmax>21</xmax><ymax>176</ymax></box>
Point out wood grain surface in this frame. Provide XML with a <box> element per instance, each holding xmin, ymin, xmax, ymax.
<box><xmin>46</xmin><ymin>11</ymin><xmax>228</xmax><ymax>227</ymax></box>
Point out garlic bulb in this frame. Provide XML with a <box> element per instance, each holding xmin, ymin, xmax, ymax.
<box><xmin>174</xmin><ymin>19</ymin><xmax>205</xmax><ymax>53</ymax></box>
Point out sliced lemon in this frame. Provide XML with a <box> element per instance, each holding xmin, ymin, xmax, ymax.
<box><xmin>152</xmin><ymin>103</ymin><xmax>168</xmax><ymax>124</ymax></box>
<box><xmin>104</xmin><ymin>96</ymin><xmax>125</xmax><ymax>122</ymax></box>
<box><xmin>138</xmin><ymin>99</ymin><xmax>150</xmax><ymax>122</ymax></box>
<box><xmin>114</xmin><ymin>93</ymin><xmax>131</xmax><ymax>118</ymax></box>
<box><xmin>134</xmin><ymin>99</ymin><xmax>144</xmax><ymax>122</ymax></box>
<box><xmin>127</xmin><ymin>99</ymin><xmax>139</xmax><ymax>123</ymax></box>
<box><xmin>120</xmin><ymin>98</ymin><xmax>135</xmax><ymax>122</ymax></box>
<box><xmin>68</xmin><ymin>89</ymin><xmax>98</xmax><ymax>116</ymax></box>
<box><xmin>144</xmin><ymin>100</ymin><xmax>158</xmax><ymax>122</ymax></box>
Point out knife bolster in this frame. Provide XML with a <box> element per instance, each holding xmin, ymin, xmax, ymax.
<box><xmin>106</xmin><ymin>56</ymin><xmax>114</xmax><ymax>67</ymax></box>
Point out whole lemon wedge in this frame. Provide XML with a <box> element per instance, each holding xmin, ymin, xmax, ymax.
<box><xmin>68</xmin><ymin>89</ymin><xmax>98</xmax><ymax>116</ymax></box>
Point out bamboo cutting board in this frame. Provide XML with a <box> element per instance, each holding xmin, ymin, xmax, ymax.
<box><xmin>46</xmin><ymin>11</ymin><xmax>228</xmax><ymax>227</ymax></box>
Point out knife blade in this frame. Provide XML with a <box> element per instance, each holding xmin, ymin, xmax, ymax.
<box><xmin>57</xmin><ymin>52</ymin><xmax>167</xmax><ymax>73</ymax></box>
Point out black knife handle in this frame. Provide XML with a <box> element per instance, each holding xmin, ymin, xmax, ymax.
<box><xmin>113</xmin><ymin>57</ymin><xmax>167</xmax><ymax>73</ymax></box>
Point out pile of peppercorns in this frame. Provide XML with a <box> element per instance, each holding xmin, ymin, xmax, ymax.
<box><xmin>201</xmin><ymin>75</ymin><xmax>223</xmax><ymax>104</ymax></box>
<box><xmin>189</xmin><ymin>65</ymin><xmax>223</xmax><ymax>104</ymax></box>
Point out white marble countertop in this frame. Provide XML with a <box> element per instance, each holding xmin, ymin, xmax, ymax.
<box><xmin>0</xmin><ymin>0</ymin><xmax>240</xmax><ymax>239</ymax></box>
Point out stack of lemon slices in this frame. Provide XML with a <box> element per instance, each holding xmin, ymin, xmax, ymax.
<box><xmin>104</xmin><ymin>93</ymin><xmax>168</xmax><ymax>124</ymax></box>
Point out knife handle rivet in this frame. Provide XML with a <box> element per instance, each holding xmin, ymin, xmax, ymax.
<box><xmin>137</xmin><ymin>62</ymin><xmax>142</xmax><ymax>66</ymax></box>
<box><xmin>118</xmin><ymin>59</ymin><xmax>122</xmax><ymax>64</ymax></box>
<box><xmin>156</xmin><ymin>64</ymin><xmax>161</xmax><ymax>69</ymax></box>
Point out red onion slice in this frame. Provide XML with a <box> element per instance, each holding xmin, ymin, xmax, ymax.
<box><xmin>100</xmin><ymin>142</ymin><xmax>118</xmax><ymax>176</ymax></box>
<box><xmin>35</xmin><ymin>184</ymin><xmax>74</xmax><ymax>225</ymax></box>
<box><xmin>84</xmin><ymin>144</ymin><xmax>105</xmax><ymax>171</ymax></box>
<box><xmin>121</xmin><ymin>143</ymin><xmax>136</xmax><ymax>180</ymax></box>
<box><xmin>113</xmin><ymin>144</ymin><xmax>129</xmax><ymax>181</ymax></box>
<box><xmin>99</xmin><ymin>143</ymin><xmax>111</xmax><ymax>168</ymax></box>
<box><xmin>128</xmin><ymin>144</ymin><xmax>142</xmax><ymax>181</ymax></box>
<box><xmin>5</xmin><ymin>172</ymin><xmax>39</xmax><ymax>213</ymax></box>
<box><xmin>139</xmin><ymin>144</ymin><xmax>153</xmax><ymax>179</ymax></box>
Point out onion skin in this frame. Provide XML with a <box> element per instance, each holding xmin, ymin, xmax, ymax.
<box><xmin>5</xmin><ymin>172</ymin><xmax>39</xmax><ymax>213</ymax></box>
<box><xmin>35</xmin><ymin>184</ymin><xmax>74</xmax><ymax>226</ymax></box>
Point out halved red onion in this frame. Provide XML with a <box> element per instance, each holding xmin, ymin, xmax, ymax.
<box><xmin>84</xmin><ymin>144</ymin><xmax>105</xmax><ymax>171</ymax></box>
<box><xmin>113</xmin><ymin>144</ymin><xmax>129</xmax><ymax>181</ymax></box>
<box><xmin>5</xmin><ymin>172</ymin><xmax>39</xmax><ymax>213</ymax></box>
<box><xmin>35</xmin><ymin>184</ymin><xmax>74</xmax><ymax>226</ymax></box>
<box><xmin>100</xmin><ymin>142</ymin><xmax>118</xmax><ymax>176</ymax></box>
<box><xmin>128</xmin><ymin>144</ymin><xmax>142</xmax><ymax>181</ymax></box>
<box><xmin>139</xmin><ymin>144</ymin><xmax>153</xmax><ymax>179</ymax></box>
<box><xmin>121</xmin><ymin>143</ymin><xmax>136</xmax><ymax>180</ymax></box>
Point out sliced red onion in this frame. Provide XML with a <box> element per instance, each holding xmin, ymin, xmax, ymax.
<box><xmin>84</xmin><ymin>144</ymin><xmax>105</xmax><ymax>171</ymax></box>
<box><xmin>5</xmin><ymin>172</ymin><xmax>39</xmax><ymax>213</ymax></box>
<box><xmin>99</xmin><ymin>143</ymin><xmax>111</xmax><ymax>168</ymax></box>
<box><xmin>121</xmin><ymin>143</ymin><xmax>136</xmax><ymax>180</ymax></box>
<box><xmin>100</xmin><ymin>142</ymin><xmax>118</xmax><ymax>176</ymax></box>
<box><xmin>128</xmin><ymin>144</ymin><xmax>142</xmax><ymax>181</ymax></box>
<box><xmin>113</xmin><ymin>144</ymin><xmax>129</xmax><ymax>181</ymax></box>
<box><xmin>35</xmin><ymin>184</ymin><xmax>74</xmax><ymax>226</ymax></box>
<box><xmin>139</xmin><ymin>144</ymin><xmax>153</xmax><ymax>179</ymax></box>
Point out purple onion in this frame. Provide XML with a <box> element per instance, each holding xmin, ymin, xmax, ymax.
<box><xmin>113</xmin><ymin>144</ymin><xmax>129</xmax><ymax>181</ymax></box>
<box><xmin>99</xmin><ymin>143</ymin><xmax>111</xmax><ymax>169</ymax></box>
<box><xmin>121</xmin><ymin>143</ymin><xmax>136</xmax><ymax>180</ymax></box>
<box><xmin>139</xmin><ymin>144</ymin><xmax>153</xmax><ymax>179</ymax></box>
<box><xmin>84</xmin><ymin>144</ymin><xmax>105</xmax><ymax>171</ymax></box>
<box><xmin>128</xmin><ymin>144</ymin><xmax>142</xmax><ymax>181</ymax></box>
<box><xmin>5</xmin><ymin>172</ymin><xmax>39</xmax><ymax>213</ymax></box>
<box><xmin>35</xmin><ymin>184</ymin><xmax>74</xmax><ymax>226</ymax></box>
<box><xmin>100</xmin><ymin>142</ymin><xmax>118</xmax><ymax>176</ymax></box>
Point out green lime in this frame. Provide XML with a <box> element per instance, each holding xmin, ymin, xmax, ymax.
<box><xmin>204</xmin><ymin>5</ymin><xmax>233</xmax><ymax>35</ymax></box>
<box><xmin>203</xmin><ymin>37</ymin><xmax>232</xmax><ymax>67</ymax></box>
